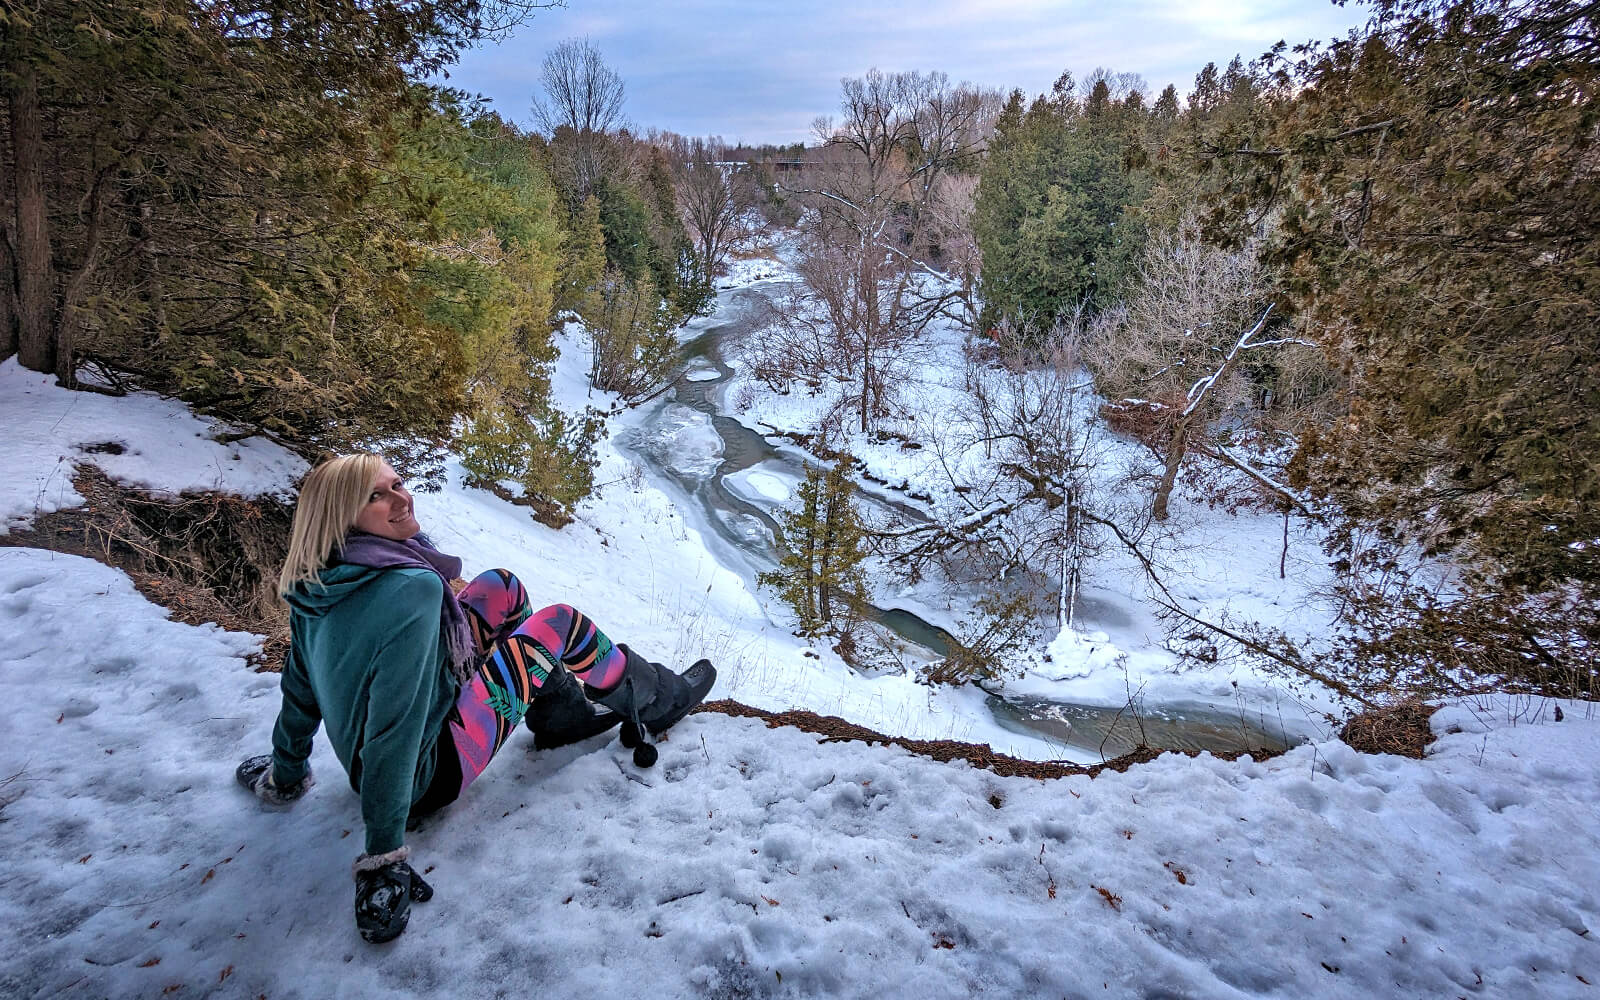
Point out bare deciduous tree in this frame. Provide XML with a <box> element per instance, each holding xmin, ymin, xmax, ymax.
<box><xmin>761</xmin><ymin>70</ymin><xmax>994</xmax><ymax>434</ymax></box>
<box><xmin>879</xmin><ymin>320</ymin><xmax>1133</xmax><ymax>629</ymax></box>
<box><xmin>1088</xmin><ymin>221</ymin><xmax>1329</xmax><ymax>520</ymax></box>
<box><xmin>531</xmin><ymin>37</ymin><xmax>625</xmax><ymax>135</ymax></box>
<box><xmin>532</xmin><ymin>38</ymin><xmax>626</xmax><ymax>200</ymax></box>
<box><xmin>674</xmin><ymin>137</ymin><xmax>757</xmax><ymax>290</ymax></box>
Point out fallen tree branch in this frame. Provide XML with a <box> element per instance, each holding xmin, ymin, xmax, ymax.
<box><xmin>1195</xmin><ymin>443</ymin><xmax>1321</xmax><ymax>520</ymax></box>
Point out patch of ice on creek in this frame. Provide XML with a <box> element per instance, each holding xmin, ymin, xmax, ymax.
<box><xmin>629</xmin><ymin>404</ymin><xmax>724</xmax><ymax>480</ymax></box>
<box><xmin>726</xmin><ymin>510</ymin><xmax>774</xmax><ymax>549</ymax></box>
<box><xmin>724</xmin><ymin>468</ymin><xmax>796</xmax><ymax>506</ymax></box>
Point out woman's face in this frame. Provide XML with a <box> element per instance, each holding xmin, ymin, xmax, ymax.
<box><xmin>353</xmin><ymin>462</ymin><xmax>421</xmax><ymax>541</ymax></box>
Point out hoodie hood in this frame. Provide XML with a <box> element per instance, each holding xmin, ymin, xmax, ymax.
<box><xmin>285</xmin><ymin>564</ymin><xmax>388</xmax><ymax>619</ymax></box>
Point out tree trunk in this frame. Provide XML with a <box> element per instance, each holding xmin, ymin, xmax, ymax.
<box><xmin>1152</xmin><ymin>421</ymin><xmax>1188</xmax><ymax>521</ymax></box>
<box><xmin>1280</xmin><ymin>508</ymin><xmax>1289</xmax><ymax>580</ymax></box>
<box><xmin>801</xmin><ymin>492</ymin><xmax>818</xmax><ymax>628</ymax></box>
<box><xmin>51</xmin><ymin>171</ymin><xmax>115</xmax><ymax>387</ymax></box>
<box><xmin>9</xmin><ymin>65</ymin><xmax>54</xmax><ymax>375</ymax></box>
<box><xmin>858</xmin><ymin>340</ymin><xmax>870</xmax><ymax>434</ymax></box>
<box><xmin>0</xmin><ymin>228</ymin><xmax>16</xmax><ymax>362</ymax></box>
<box><xmin>129</xmin><ymin>193</ymin><xmax>168</xmax><ymax>344</ymax></box>
<box><xmin>818</xmin><ymin>496</ymin><xmax>836</xmax><ymax>625</ymax></box>
<box><xmin>859</xmin><ymin>253</ymin><xmax>877</xmax><ymax>433</ymax></box>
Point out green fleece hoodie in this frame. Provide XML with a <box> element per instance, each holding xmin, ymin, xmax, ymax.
<box><xmin>270</xmin><ymin>565</ymin><xmax>460</xmax><ymax>854</ymax></box>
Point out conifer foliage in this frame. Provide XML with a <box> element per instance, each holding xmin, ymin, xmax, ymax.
<box><xmin>1247</xmin><ymin>0</ymin><xmax>1600</xmax><ymax>691</ymax></box>
<box><xmin>0</xmin><ymin>1</ymin><xmax>561</xmax><ymax>469</ymax></box>
<box><xmin>973</xmin><ymin>72</ymin><xmax>1153</xmax><ymax>328</ymax></box>
<box><xmin>760</xmin><ymin>463</ymin><xmax>869</xmax><ymax>641</ymax></box>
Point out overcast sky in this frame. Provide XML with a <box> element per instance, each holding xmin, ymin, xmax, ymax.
<box><xmin>441</xmin><ymin>1</ymin><xmax>1372</xmax><ymax>145</ymax></box>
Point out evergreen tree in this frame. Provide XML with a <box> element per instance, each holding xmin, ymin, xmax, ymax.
<box><xmin>0</xmin><ymin>0</ymin><xmax>552</xmax><ymax>458</ymax></box>
<box><xmin>593</xmin><ymin>175</ymin><xmax>656</xmax><ymax>286</ymax></box>
<box><xmin>585</xmin><ymin>268</ymin><xmax>678</xmax><ymax>399</ymax></box>
<box><xmin>557</xmin><ymin>195</ymin><xmax>607</xmax><ymax>316</ymax></box>
<box><xmin>411</xmin><ymin>102</ymin><xmax>600</xmax><ymax>515</ymax></box>
<box><xmin>1211</xmin><ymin>0</ymin><xmax>1599</xmax><ymax>693</ymax></box>
<box><xmin>972</xmin><ymin>72</ymin><xmax>1149</xmax><ymax>328</ymax></box>
<box><xmin>643</xmin><ymin>145</ymin><xmax>712</xmax><ymax>318</ymax></box>
<box><xmin>759</xmin><ymin>463</ymin><xmax>869</xmax><ymax>639</ymax></box>
<box><xmin>456</xmin><ymin>398</ymin><xmax>603</xmax><ymax>526</ymax></box>
<box><xmin>1152</xmin><ymin>85</ymin><xmax>1180</xmax><ymax>130</ymax></box>
<box><xmin>928</xmin><ymin>591</ymin><xmax>1045</xmax><ymax>685</ymax></box>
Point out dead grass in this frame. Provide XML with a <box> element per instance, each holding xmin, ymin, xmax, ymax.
<box><xmin>1338</xmin><ymin>699</ymin><xmax>1438</xmax><ymax>759</ymax></box>
<box><xmin>0</xmin><ymin>464</ymin><xmax>292</xmax><ymax>668</ymax></box>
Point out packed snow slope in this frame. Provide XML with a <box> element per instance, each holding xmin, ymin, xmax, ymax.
<box><xmin>0</xmin><ymin>363</ymin><xmax>306</xmax><ymax>535</ymax></box>
<box><xmin>0</xmin><ymin>352</ymin><xmax>1056</xmax><ymax>760</ymax></box>
<box><xmin>1</xmin><ymin>548</ymin><xmax>1598</xmax><ymax>999</ymax></box>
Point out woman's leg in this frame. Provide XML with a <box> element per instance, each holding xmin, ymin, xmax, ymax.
<box><xmin>504</xmin><ymin>603</ymin><xmax>629</xmax><ymax>692</ymax></box>
<box><xmin>444</xmin><ymin>569</ymin><xmax>540</xmax><ymax>794</ymax></box>
<box><xmin>456</xmin><ymin>568</ymin><xmax>534</xmax><ymax>653</ymax></box>
<box><xmin>444</xmin><ymin>595</ymin><xmax>628</xmax><ymax>793</ymax></box>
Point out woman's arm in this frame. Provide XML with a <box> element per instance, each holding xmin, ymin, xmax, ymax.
<box><xmin>269</xmin><ymin>645</ymin><xmax>321</xmax><ymax>789</ymax></box>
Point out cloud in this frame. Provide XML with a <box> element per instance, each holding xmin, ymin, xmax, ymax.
<box><xmin>443</xmin><ymin>0</ymin><xmax>1371</xmax><ymax>143</ymax></box>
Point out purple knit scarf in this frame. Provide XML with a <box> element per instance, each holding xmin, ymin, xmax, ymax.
<box><xmin>335</xmin><ymin>531</ymin><xmax>476</xmax><ymax>685</ymax></box>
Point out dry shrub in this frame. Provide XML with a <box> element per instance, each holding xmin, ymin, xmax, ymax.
<box><xmin>1339</xmin><ymin>699</ymin><xmax>1438</xmax><ymax>759</ymax></box>
<box><xmin>1098</xmin><ymin>398</ymin><xmax>1169</xmax><ymax>448</ymax></box>
<box><xmin>0</xmin><ymin>464</ymin><xmax>293</xmax><ymax>666</ymax></box>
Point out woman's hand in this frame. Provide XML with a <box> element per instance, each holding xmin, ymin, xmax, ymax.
<box><xmin>448</xmin><ymin>577</ymin><xmax>467</xmax><ymax>595</ymax></box>
<box><xmin>353</xmin><ymin>848</ymin><xmax>434</xmax><ymax>943</ymax></box>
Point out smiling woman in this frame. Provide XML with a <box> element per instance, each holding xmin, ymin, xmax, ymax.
<box><xmin>238</xmin><ymin>452</ymin><xmax>716</xmax><ymax>942</ymax></box>
<box><xmin>353</xmin><ymin>463</ymin><xmax>422</xmax><ymax>541</ymax></box>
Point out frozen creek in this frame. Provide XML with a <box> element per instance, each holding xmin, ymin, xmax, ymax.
<box><xmin>615</xmin><ymin>284</ymin><xmax>1297</xmax><ymax>763</ymax></box>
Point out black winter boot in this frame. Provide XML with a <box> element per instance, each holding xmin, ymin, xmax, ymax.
<box><xmin>586</xmin><ymin>645</ymin><xmax>715</xmax><ymax>768</ymax></box>
<box><xmin>523</xmin><ymin>665</ymin><xmax>623</xmax><ymax>750</ymax></box>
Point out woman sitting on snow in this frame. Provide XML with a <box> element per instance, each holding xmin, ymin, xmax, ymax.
<box><xmin>235</xmin><ymin>453</ymin><xmax>715</xmax><ymax>942</ymax></box>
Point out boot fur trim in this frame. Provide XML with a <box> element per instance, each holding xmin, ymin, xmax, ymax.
<box><xmin>352</xmin><ymin>846</ymin><xmax>410</xmax><ymax>878</ymax></box>
<box><xmin>254</xmin><ymin>768</ymin><xmax>314</xmax><ymax>807</ymax></box>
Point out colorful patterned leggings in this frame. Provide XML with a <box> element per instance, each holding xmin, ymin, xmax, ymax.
<box><xmin>445</xmin><ymin>568</ymin><xmax>628</xmax><ymax>793</ymax></box>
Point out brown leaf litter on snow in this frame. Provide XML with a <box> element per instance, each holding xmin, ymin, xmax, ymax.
<box><xmin>693</xmin><ymin>700</ymin><xmax>1286</xmax><ymax>780</ymax></box>
<box><xmin>1338</xmin><ymin>699</ymin><xmax>1438</xmax><ymax>759</ymax></box>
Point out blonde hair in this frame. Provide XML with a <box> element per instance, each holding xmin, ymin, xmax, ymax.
<box><xmin>277</xmin><ymin>453</ymin><xmax>385</xmax><ymax>598</ymax></box>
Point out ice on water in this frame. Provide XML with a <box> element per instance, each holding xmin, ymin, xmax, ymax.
<box><xmin>625</xmin><ymin>403</ymin><xmax>725</xmax><ymax>481</ymax></box>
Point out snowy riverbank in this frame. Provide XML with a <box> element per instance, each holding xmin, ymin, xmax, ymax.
<box><xmin>706</xmin><ymin>253</ymin><xmax>1340</xmax><ymax>732</ymax></box>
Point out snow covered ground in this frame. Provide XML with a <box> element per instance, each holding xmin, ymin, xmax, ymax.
<box><xmin>2</xmin><ymin>265</ymin><xmax>1597</xmax><ymax>997</ymax></box>
<box><xmin>1</xmin><ymin>546</ymin><xmax>1596</xmax><ymax>998</ymax></box>
<box><xmin>0</xmin><ymin>361</ymin><xmax>307</xmax><ymax>535</ymax></box>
